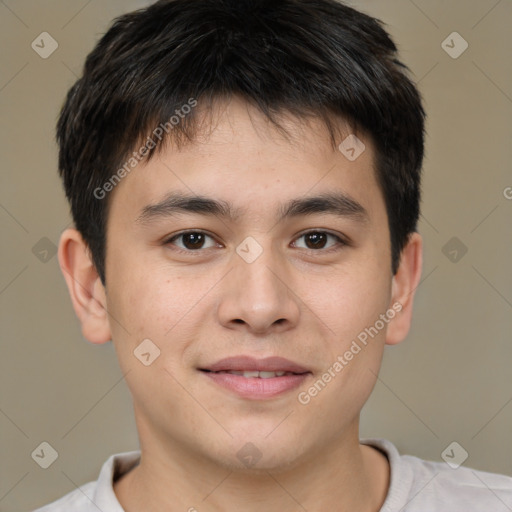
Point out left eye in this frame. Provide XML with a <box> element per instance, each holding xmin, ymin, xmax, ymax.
<box><xmin>292</xmin><ymin>231</ymin><xmax>344</xmax><ymax>251</ymax></box>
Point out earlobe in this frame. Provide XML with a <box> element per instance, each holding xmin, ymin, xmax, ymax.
<box><xmin>58</xmin><ymin>228</ymin><xmax>112</xmax><ymax>344</ymax></box>
<box><xmin>385</xmin><ymin>232</ymin><xmax>423</xmax><ymax>346</ymax></box>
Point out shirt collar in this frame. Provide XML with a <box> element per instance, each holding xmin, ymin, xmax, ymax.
<box><xmin>93</xmin><ymin>450</ymin><xmax>141</xmax><ymax>511</ymax></box>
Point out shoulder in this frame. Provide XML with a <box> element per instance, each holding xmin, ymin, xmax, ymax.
<box><xmin>361</xmin><ymin>438</ymin><xmax>512</xmax><ymax>511</ymax></box>
<box><xmin>32</xmin><ymin>450</ymin><xmax>141</xmax><ymax>512</ymax></box>
<box><xmin>403</xmin><ymin>452</ymin><xmax>512</xmax><ymax>510</ymax></box>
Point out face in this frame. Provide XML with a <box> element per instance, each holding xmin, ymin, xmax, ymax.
<box><xmin>103</xmin><ymin>97</ymin><xmax>397</xmax><ymax>471</ymax></box>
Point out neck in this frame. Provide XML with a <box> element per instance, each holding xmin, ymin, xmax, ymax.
<box><xmin>114</xmin><ymin>421</ymin><xmax>389</xmax><ymax>512</ymax></box>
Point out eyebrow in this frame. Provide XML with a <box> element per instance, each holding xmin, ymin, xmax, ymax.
<box><xmin>136</xmin><ymin>191</ymin><xmax>369</xmax><ymax>225</ymax></box>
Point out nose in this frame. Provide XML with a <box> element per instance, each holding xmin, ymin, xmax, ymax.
<box><xmin>216</xmin><ymin>241</ymin><xmax>300</xmax><ymax>335</ymax></box>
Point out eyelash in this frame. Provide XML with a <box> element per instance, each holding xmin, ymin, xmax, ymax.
<box><xmin>163</xmin><ymin>230</ymin><xmax>349</xmax><ymax>255</ymax></box>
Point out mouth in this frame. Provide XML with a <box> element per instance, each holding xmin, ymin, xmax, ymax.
<box><xmin>200</xmin><ymin>355</ymin><xmax>310</xmax><ymax>374</ymax></box>
<box><xmin>199</xmin><ymin>356</ymin><xmax>312</xmax><ymax>399</ymax></box>
<box><xmin>201</xmin><ymin>370</ymin><xmax>303</xmax><ymax>378</ymax></box>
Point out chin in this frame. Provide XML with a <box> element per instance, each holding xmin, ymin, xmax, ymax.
<box><xmin>203</xmin><ymin>430</ymin><xmax>310</xmax><ymax>474</ymax></box>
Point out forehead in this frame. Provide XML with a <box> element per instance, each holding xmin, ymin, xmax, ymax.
<box><xmin>107</xmin><ymin>97</ymin><xmax>385</xmax><ymax>227</ymax></box>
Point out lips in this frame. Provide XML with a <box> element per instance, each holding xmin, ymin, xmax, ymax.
<box><xmin>200</xmin><ymin>356</ymin><xmax>310</xmax><ymax>375</ymax></box>
<box><xmin>199</xmin><ymin>356</ymin><xmax>311</xmax><ymax>399</ymax></box>
<box><xmin>212</xmin><ymin>370</ymin><xmax>293</xmax><ymax>378</ymax></box>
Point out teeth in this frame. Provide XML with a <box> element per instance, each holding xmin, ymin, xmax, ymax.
<box><xmin>222</xmin><ymin>370</ymin><xmax>291</xmax><ymax>378</ymax></box>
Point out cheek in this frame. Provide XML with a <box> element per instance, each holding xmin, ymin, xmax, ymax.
<box><xmin>112</xmin><ymin>278</ymin><xmax>186</xmax><ymax>338</ymax></box>
<box><xmin>318</xmin><ymin>261</ymin><xmax>391</xmax><ymax>344</ymax></box>
<box><xmin>304</xmin><ymin>271</ymin><xmax>390</xmax><ymax>421</ymax></box>
<box><xmin>106</xmin><ymin>256</ymin><xmax>218</xmax><ymax>370</ymax></box>
<box><xmin>105</xmin><ymin>248</ymin><xmax>181</xmax><ymax>340</ymax></box>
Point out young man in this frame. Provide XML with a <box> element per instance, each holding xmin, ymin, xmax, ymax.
<box><xmin>36</xmin><ymin>0</ymin><xmax>512</xmax><ymax>510</ymax></box>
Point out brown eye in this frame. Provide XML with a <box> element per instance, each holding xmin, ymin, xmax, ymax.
<box><xmin>166</xmin><ymin>231</ymin><xmax>217</xmax><ymax>251</ymax></box>
<box><xmin>304</xmin><ymin>232</ymin><xmax>328</xmax><ymax>249</ymax></box>
<box><xmin>181</xmin><ymin>232</ymin><xmax>206</xmax><ymax>249</ymax></box>
<box><xmin>293</xmin><ymin>231</ymin><xmax>346</xmax><ymax>251</ymax></box>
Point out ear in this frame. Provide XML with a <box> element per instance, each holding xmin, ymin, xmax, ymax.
<box><xmin>58</xmin><ymin>228</ymin><xmax>111</xmax><ymax>344</ymax></box>
<box><xmin>385</xmin><ymin>232</ymin><xmax>423</xmax><ymax>346</ymax></box>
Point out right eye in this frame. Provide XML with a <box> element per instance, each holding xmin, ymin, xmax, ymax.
<box><xmin>164</xmin><ymin>231</ymin><xmax>221</xmax><ymax>252</ymax></box>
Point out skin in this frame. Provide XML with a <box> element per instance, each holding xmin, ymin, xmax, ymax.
<box><xmin>58</xmin><ymin>96</ymin><xmax>423</xmax><ymax>512</ymax></box>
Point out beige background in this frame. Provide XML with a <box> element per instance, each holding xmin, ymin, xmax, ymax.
<box><xmin>1</xmin><ymin>0</ymin><xmax>511</xmax><ymax>510</ymax></box>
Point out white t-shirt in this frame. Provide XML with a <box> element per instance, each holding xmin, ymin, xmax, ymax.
<box><xmin>33</xmin><ymin>438</ymin><xmax>512</xmax><ymax>511</ymax></box>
